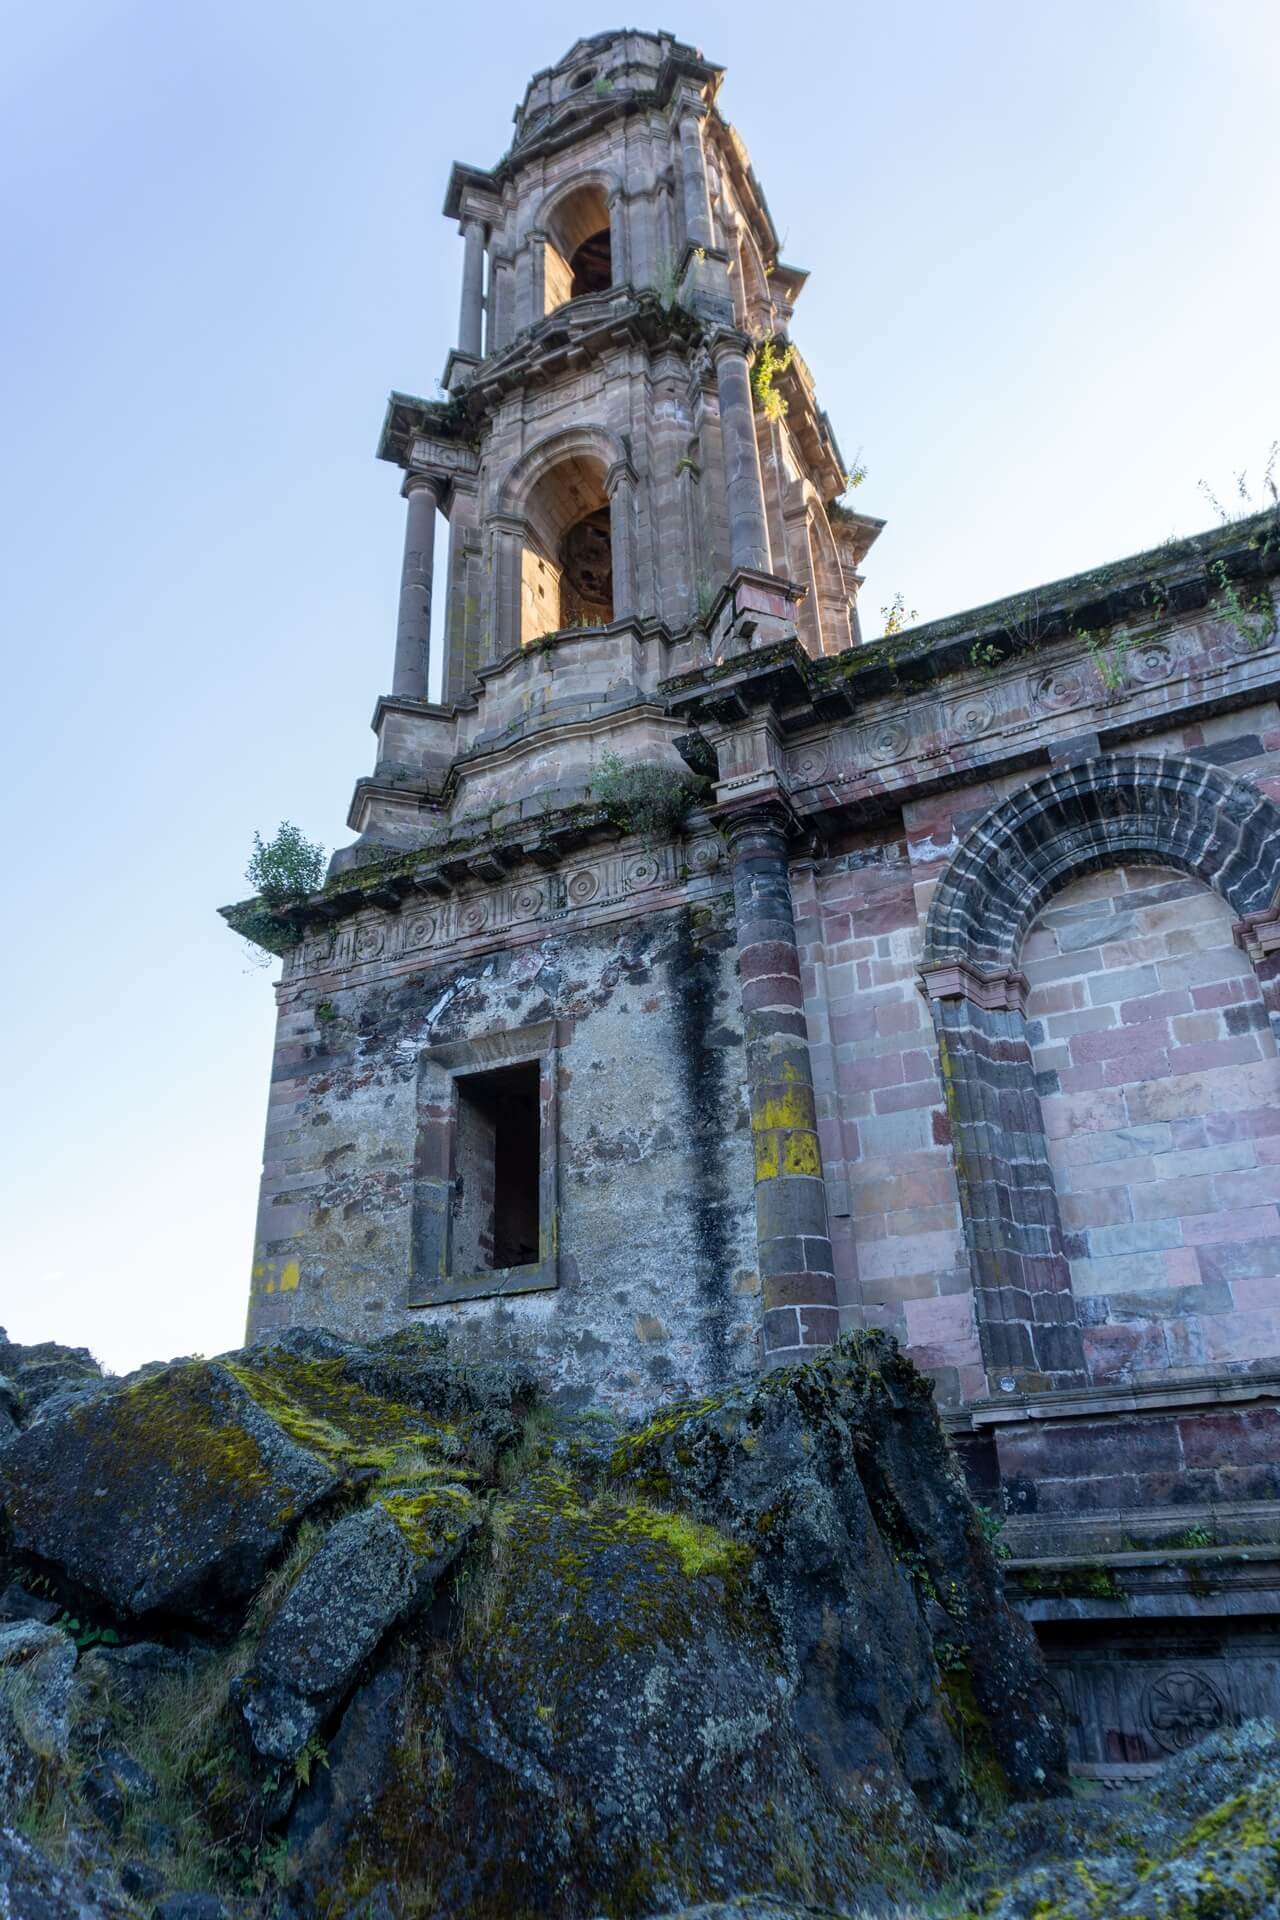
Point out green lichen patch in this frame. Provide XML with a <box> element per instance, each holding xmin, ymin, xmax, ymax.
<box><xmin>473</xmin><ymin>1470</ymin><xmax>755</xmax><ymax>1676</ymax></box>
<box><xmin>377</xmin><ymin>1481</ymin><xmax>477</xmax><ymax>1559</ymax></box>
<box><xmin>224</xmin><ymin>1352</ymin><xmax>461</xmax><ymax>1481</ymax></box>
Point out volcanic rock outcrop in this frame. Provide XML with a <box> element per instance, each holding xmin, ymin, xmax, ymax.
<box><xmin>0</xmin><ymin>1325</ymin><xmax>1065</xmax><ymax>1916</ymax></box>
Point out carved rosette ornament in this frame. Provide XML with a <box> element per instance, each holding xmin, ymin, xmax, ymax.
<box><xmin>1142</xmin><ymin>1671</ymin><xmax>1225</xmax><ymax>1753</ymax></box>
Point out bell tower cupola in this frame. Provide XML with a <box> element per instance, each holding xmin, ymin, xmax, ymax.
<box><xmin>343</xmin><ymin>29</ymin><xmax>882</xmax><ymax>866</ymax></box>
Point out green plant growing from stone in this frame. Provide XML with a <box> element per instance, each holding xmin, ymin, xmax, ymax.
<box><xmin>1001</xmin><ymin>591</ymin><xmax>1045</xmax><ymax>655</ymax></box>
<box><xmin>224</xmin><ymin>822</ymin><xmax>327</xmax><ymax>959</ymax></box>
<box><xmin>751</xmin><ymin>335</ymin><xmax>795</xmax><ymax>423</ymax></box>
<box><xmin>881</xmin><ymin>592</ymin><xmax>917</xmax><ymax>637</ymax></box>
<box><xmin>1178</xmin><ymin>1523</ymin><xmax>1216</xmax><ymax>1550</ymax></box>
<box><xmin>591</xmin><ymin>748</ymin><xmax>707</xmax><ymax>840</ymax></box>
<box><xmin>1080</xmin><ymin>626</ymin><xmax>1130</xmax><ymax>693</ymax></box>
<box><xmin>1209</xmin><ymin>557</ymin><xmax>1277</xmax><ymax>651</ymax></box>
<box><xmin>1198</xmin><ymin>440</ymin><xmax>1279</xmax><ymax>528</ymax></box>
<box><xmin>246</xmin><ymin>822</ymin><xmax>327</xmax><ymax>903</ymax></box>
<box><xmin>970</xmin><ymin>638</ymin><xmax>1004</xmax><ymax>670</ymax></box>
<box><xmin>650</xmin><ymin>247</ymin><xmax>700</xmax><ymax>312</ymax></box>
<box><xmin>975</xmin><ymin>1505</ymin><xmax>1011</xmax><ymax>1560</ymax></box>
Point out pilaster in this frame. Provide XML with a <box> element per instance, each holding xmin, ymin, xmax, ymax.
<box><xmin>722</xmin><ymin>795</ymin><xmax>838</xmax><ymax>1365</ymax></box>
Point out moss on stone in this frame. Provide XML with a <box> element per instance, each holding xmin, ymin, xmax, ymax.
<box><xmin>377</xmin><ymin>1482</ymin><xmax>476</xmax><ymax>1558</ymax></box>
<box><xmin>937</xmin><ymin>1663</ymin><xmax>1009</xmax><ymax>1813</ymax></box>
<box><xmin>224</xmin><ymin>1353</ymin><xmax>461</xmax><ymax>1482</ymax></box>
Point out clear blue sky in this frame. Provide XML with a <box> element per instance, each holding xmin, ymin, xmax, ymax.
<box><xmin>3</xmin><ymin>1</ymin><xmax>1277</xmax><ymax>1372</ymax></box>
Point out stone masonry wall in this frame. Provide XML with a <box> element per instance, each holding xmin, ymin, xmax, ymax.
<box><xmin>1025</xmin><ymin>864</ymin><xmax>1280</xmax><ymax>1384</ymax></box>
<box><xmin>794</xmin><ymin>696</ymin><xmax>1280</xmax><ymax>1411</ymax></box>
<box><xmin>249</xmin><ymin>899</ymin><xmax>759</xmax><ymax>1413</ymax></box>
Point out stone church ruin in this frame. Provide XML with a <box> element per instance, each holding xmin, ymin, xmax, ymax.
<box><xmin>226</xmin><ymin>29</ymin><xmax>1280</xmax><ymax>1779</ymax></box>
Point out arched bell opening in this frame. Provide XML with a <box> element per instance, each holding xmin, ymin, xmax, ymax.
<box><xmin>520</xmin><ymin>449</ymin><xmax>614</xmax><ymax>643</ymax></box>
<box><xmin>543</xmin><ymin>182</ymin><xmax>613</xmax><ymax>313</ymax></box>
<box><xmin>569</xmin><ymin>228</ymin><xmax>612</xmax><ymax>299</ymax></box>
<box><xmin>559</xmin><ymin>507</ymin><xmax>613</xmax><ymax>626</ymax></box>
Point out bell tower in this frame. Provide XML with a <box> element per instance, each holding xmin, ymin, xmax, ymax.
<box><xmin>341</xmin><ymin>28</ymin><xmax>881</xmax><ymax>868</ymax></box>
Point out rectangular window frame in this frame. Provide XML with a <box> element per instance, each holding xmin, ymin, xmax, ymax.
<box><xmin>408</xmin><ymin>1019</ymin><xmax>561</xmax><ymax>1307</ymax></box>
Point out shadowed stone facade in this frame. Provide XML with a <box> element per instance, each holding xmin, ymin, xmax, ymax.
<box><xmin>227</xmin><ymin>31</ymin><xmax>1280</xmax><ymax>1769</ymax></box>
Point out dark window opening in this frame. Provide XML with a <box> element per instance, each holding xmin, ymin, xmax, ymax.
<box><xmin>558</xmin><ymin>505</ymin><xmax>613</xmax><ymax>628</ymax></box>
<box><xmin>453</xmin><ymin>1061</ymin><xmax>541</xmax><ymax>1271</ymax></box>
<box><xmin>569</xmin><ymin>227</ymin><xmax>612</xmax><ymax>299</ymax></box>
<box><xmin>570</xmin><ymin>67</ymin><xmax>597</xmax><ymax>91</ymax></box>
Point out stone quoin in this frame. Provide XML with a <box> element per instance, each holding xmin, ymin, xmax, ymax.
<box><xmin>224</xmin><ymin>28</ymin><xmax>1280</xmax><ymax>1771</ymax></box>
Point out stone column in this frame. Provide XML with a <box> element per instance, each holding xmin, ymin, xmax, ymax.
<box><xmin>392</xmin><ymin>475</ymin><xmax>442</xmax><ymax>702</ymax></box>
<box><xmin>725</xmin><ymin>801</ymin><xmax>838</xmax><ymax>1366</ymax></box>
<box><xmin>605</xmin><ymin>460</ymin><xmax>637</xmax><ymax>621</ymax></box>
<box><xmin>458</xmin><ymin>217</ymin><xmax>485</xmax><ymax>360</ymax></box>
<box><xmin>712</xmin><ymin>333</ymin><xmax>770</xmax><ymax>575</ymax></box>
<box><xmin>678</xmin><ymin>108</ymin><xmax>715</xmax><ymax>255</ymax></box>
<box><xmin>489</xmin><ymin>517</ymin><xmax>526</xmax><ymax>661</ymax></box>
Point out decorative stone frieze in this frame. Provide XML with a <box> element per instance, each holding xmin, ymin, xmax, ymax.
<box><xmin>279</xmin><ymin>832</ymin><xmax>727</xmax><ymax>988</ymax></box>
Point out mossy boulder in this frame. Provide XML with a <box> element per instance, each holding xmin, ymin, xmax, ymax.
<box><xmin>0</xmin><ymin>1362</ymin><xmax>341</xmax><ymax>1624</ymax></box>
<box><xmin>0</xmin><ymin>1621</ymin><xmax>76</xmax><ymax>1817</ymax></box>
<box><xmin>238</xmin><ymin>1493</ymin><xmax>478</xmax><ymax>1763</ymax></box>
<box><xmin>614</xmin><ymin>1330</ymin><xmax>1064</xmax><ymax>1805</ymax></box>
<box><xmin>277</xmin><ymin>1335</ymin><xmax>1061</xmax><ymax>1918</ymax></box>
<box><xmin>0</xmin><ymin>1324</ymin><xmax>1072</xmax><ymax>1919</ymax></box>
<box><xmin>960</xmin><ymin>1719</ymin><xmax>1280</xmax><ymax>1918</ymax></box>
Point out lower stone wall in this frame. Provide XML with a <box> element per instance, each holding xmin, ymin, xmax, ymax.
<box><xmin>1040</xmin><ymin>1618</ymin><xmax>1280</xmax><ymax>1769</ymax></box>
<box><xmin>1025</xmin><ymin>864</ymin><xmax>1280</xmax><ymax>1383</ymax></box>
<box><xmin>249</xmin><ymin>899</ymin><xmax>760</xmax><ymax>1413</ymax></box>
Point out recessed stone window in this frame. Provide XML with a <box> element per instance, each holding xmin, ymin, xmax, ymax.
<box><xmin>569</xmin><ymin>67</ymin><xmax>597</xmax><ymax>90</ymax></box>
<box><xmin>408</xmin><ymin>1021</ymin><xmax>561</xmax><ymax>1306</ymax></box>
<box><xmin>452</xmin><ymin>1061</ymin><xmax>541</xmax><ymax>1271</ymax></box>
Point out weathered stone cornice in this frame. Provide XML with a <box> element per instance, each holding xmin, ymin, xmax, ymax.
<box><xmin>466</xmin><ymin>288</ymin><xmax>703</xmax><ymax>414</ymax></box>
<box><xmin>221</xmin><ymin>814</ymin><xmax>729</xmax><ymax>983</ymax></box>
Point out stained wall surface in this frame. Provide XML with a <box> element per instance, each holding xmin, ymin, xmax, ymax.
<box><xmin>250</xmin><ymin>899</ymin><xmax>759</xmax><ymax>1414</ymax></box>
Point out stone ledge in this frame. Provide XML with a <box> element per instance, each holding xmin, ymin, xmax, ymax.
<box><xmin>954</xmin><ymin>1367</ymin><xmax>1280</xmax><ymax>1429</ymax></box>
<box><xmin>999</xmin><ymin>1496</ymin><xmax>1280</xmax><ymax>1561</ymax></box>
<box><xmin>406</xmin><ymin>1265</ymin><xmax>559</xmax><ymax>1309</ymax></box>
<box><xmin>1006</xmin><ymin>1542</ymin><xmax>1280</xmax><ymax>1623</ymax></box>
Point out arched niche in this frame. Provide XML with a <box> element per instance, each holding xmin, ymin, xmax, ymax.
<box><xmin>1023</xmin><ymin>863</ymin><xmax>1280</xmax><ymax>1386</ymax></box>
<box><xmin>495</xmin><ymin>427</ymin><xmax>637</xmax><ymax>648</ymax></box>
<box><xmin>919</xmin><ymin>754</ymin><xmax>1280</xmax><ymax>1394</ymax></box>
<box><xmin>540</xmin><ymin>179</ymin><xmax>615</xmax><ymax>312</ymax></box>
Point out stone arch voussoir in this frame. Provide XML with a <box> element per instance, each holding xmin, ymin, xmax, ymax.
<box><xmin>916</xmin><ymin>753</ymin><xmax>1280</xmax><ymax>1397</ymax></box>
<box><xmin>924</xmin><ymin>753</ymin><xmax>1280</xmax><ymax>980</ymax></box>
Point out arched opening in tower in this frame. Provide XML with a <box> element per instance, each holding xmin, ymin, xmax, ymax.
<box><xmin>543</xmin><ymin>182</ymin><xmax>613</xmax><ymax>313</ymax></box>
<box><xmin>569</xmin><ymin>228</ymin><xmax>612</xmax><ymax>299</ymax></box>
<box><xmin>520</xmin><ymin>451</ymin><xmax>614</xmax><ymax>643</ymax></box>
<box><xmin>558</xmin><ymin>507</ymin><xmax>613</xmax><ymax>626</ymax></box>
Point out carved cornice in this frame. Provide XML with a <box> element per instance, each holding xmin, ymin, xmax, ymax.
<box><xmin>919</xmin><ymin>959</ymin><xmax>1030</xmax><ymax>1014</ymax></box>
<box><xmin>273</xmin><ymin>832</ymin><xmax>728</xmax><ymax>988</ymax></box>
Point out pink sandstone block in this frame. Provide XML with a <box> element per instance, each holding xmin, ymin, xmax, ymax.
<box><xmin>1231</xmin><ymin>1275</ymin><xmax>1280</xmax><ymax>1312</ymax></box>
<box><xmin>1119</xmin><ymin>990</ymin><xmax>1193</xmax><ymax>1026</ymax></box>
<box><xmin>1166</xmin><ymin>1036</ymin><xmax>1265</xmax><ymax>1075</ymax></box>
<box><xmin>1193</xmin><ymin>1309</ymin><xmax>1280</xmax><ymax>1364</ymax></box>
<box><xmin>1213</xmin><ymin>1164</ymin><xmax>1280</xmax><ymax>1208</ymax></box>
<box><xmin>1193</xmin><ymin>979</ymin><xmax>1252</xmax><ymax>1010</ymax></box>
<box><xmin>1163</xmin><ymin>1247</ymin><xmax>1203</xmax><ymax>1285</ymax></box>
<box><xmin>872</xmin><ymin>1080</ymin><xmax>942</xmax><ymax>1116</ymax></box>
<box><xmin>1181</xmin><ymin>1206</ymin><xmax>1280</xmax><ymax>1247</ymax></box>
<box><xmin>903</xmin><ymin>1293</ymin><xmax>977</xmax><ymax>1344</ymax></box>
<box><xmin>1069</xmin><ymin>1156</ymin><xmax>1160</xmax><ymax>1191</ymax></box>
<box><xmin>1126</xmin><ymin>1059</ymin><xmax>1280</xmax><ymax>1124</ymax></box>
